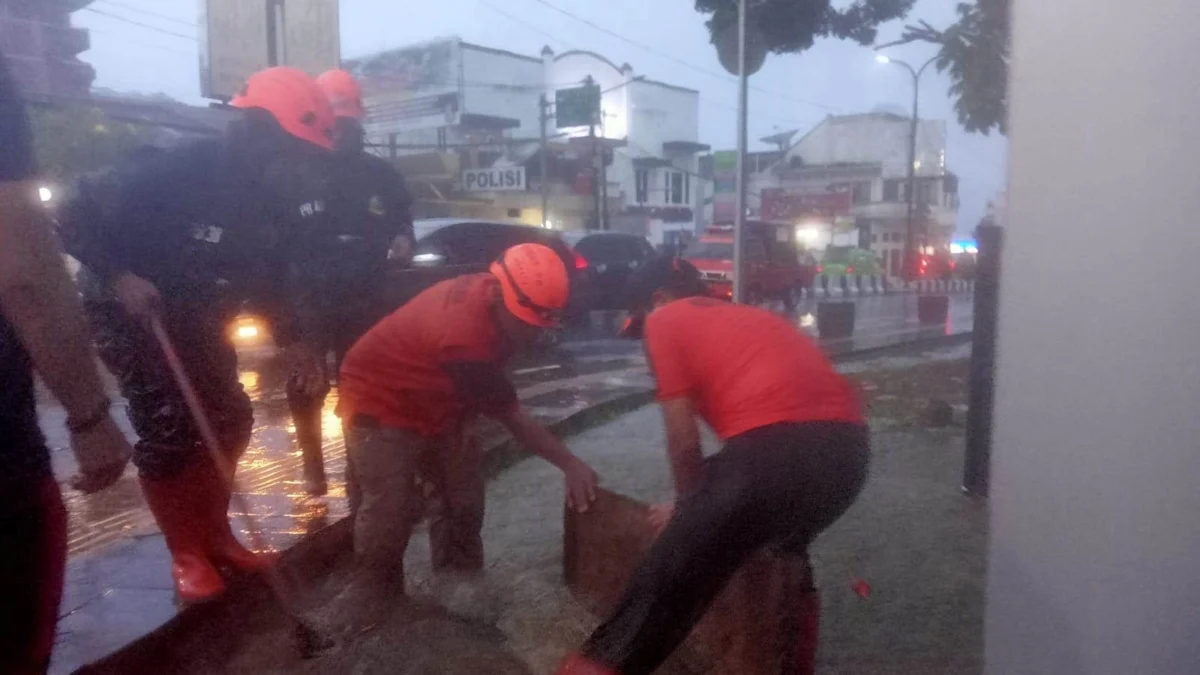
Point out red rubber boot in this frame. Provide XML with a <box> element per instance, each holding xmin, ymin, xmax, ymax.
<box><xmin>554</xmin><ymin>654</ymin><xmax>620</xmax><ymax>675</ymax></box>
<box><xmin>199</xmin><ymin>459</ymin><xmax>276</xmax><ymax>573</ymax></box>
<box><xmin>139</xmin><ymin>467</ymin><xmax>226</xmax><ymax>602</ymax></box>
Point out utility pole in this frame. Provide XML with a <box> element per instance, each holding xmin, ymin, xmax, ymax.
<box><xmin>539</xmin><ymin>94</ymin><xmax>551</xmax><ymax>228</ymax></box>
<box><xmin>875</xmin><ymin>53</ymin><xmax>936</xmax><ymax>282</ymax></box>
<box><xmin>586</xmin><ymin>75</ymin><xmax>600</xmax><ymax>231</ymax></box>
<box><xmin>732</xmin><ymin>0</ymin><xmax>749</xmax><ymax>303</ymax></box>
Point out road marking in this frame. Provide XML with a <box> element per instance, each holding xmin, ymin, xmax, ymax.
<box><xmin>514</xmin><ymin>364</ymin><xmax>563</xmax><ymax>375</ymax></box>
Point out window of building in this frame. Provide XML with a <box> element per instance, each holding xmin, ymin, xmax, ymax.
<box><xmin>883</xmin><ymin>179</ymin><xmax>901</xmax><ymax>202</ymax></box>
<box><xmin>506</xmin><ymin>208</ymin><xmax>521</xmax><ymax>218</ymax></box>
<box><xmin>918</xmin><ymin>180</ymin><xmax>937</xmax><ymax>205</ymax></box>
<box><xmin>851</xmin><ymin>181</ymin><xmax>872</xmax><ymax>205</ymax></box>
<box><xmin>871</xmin><ymin>233</ymin><xmax>878</xmax><ymax>244</ymax></box>
<box><xmin>635</xmin><ymin>169</ymin><xmax>649</xmax><ymax>204</ymax></box>
<box><xmin>669</xmin><ymin>171</ymin><xmax>686</xmax><ymax>205</ymax></box>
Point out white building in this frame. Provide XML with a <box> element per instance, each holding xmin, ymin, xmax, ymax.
<box><xmin>748</xmin><ymin>112</ymin><xmax>960</xmax><ymax>278</ymax></box>
<box><xmin>347</xmin><ymin>38</ymin><xmax>706</xmax><ymax>236</ymax></box>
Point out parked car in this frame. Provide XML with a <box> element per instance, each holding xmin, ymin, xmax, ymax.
<box><xmin>397</xmin><ymin>219</ymin><xmax>585</xmax><ymax>327</ymax></box>
<box><xmin>561</xmin><ymin>231</ymin><xmax>657</xmax><ymax>310</ymax></box>
<box><xmin>682</xmin><ymin>223</ymin><xmax>817</xmax><ymax>309</ymax></box>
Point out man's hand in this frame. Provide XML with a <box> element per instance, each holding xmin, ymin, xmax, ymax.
<box><xmin>648</xmin><ymin>502</ymin><xmax>676</xmax><ymax>535</ymax></box>
<box><xmin>285</xmin><ymin>343</ymin><xmax>329</xmax><ymax>398</ymax></box>
<box><xmin>69</xmin><ymin>416</ymin><xmax>132</xmax><ymax>494</ymax></box>
<box><xmin>112</xmin><ymin>272</ymin><xmax>161</xmax><ymax>321</ymax></box>
<box><xmin>562</xmin><ymin>456</ymin><xmax>598</xmax><ymax>513</ymax></box>
<box><xmin>388</xmin><ymin>235</ymin><xmax>414</xmax><ymax>263</ymax></box>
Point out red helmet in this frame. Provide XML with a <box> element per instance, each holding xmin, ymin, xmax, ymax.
<box><xmin>316</xmin><ymin>69</ymin><xmax>366</xmax><ymax>120</ymax></box>
<box><xmin>231</xmin><ymin>67</ymin><xmax>335</xmax><ymax>150</ymax></box>
<box><xmin>489</xmin><ymin>243</ymin><xmax>570</xmax><ymax>328</ymax></box>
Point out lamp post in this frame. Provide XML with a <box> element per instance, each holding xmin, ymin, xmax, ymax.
<box><xmin>875</xmin><ymin>52</ymin><xmax>937</xmax><ymax>282</ymax></box>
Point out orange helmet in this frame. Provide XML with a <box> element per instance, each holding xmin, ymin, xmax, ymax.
<box><xmin>489</xmin><ymin>243</ymin><xmax>570</xmax><ymax>328</ymax></box>
<box><xmin>231</xmin><ymin>67</ymin><xmax>335</xmax><ymax>150</ymax></box>
<box><xmin>316</xmin><ymin>69</ymin><xmax>366</xmax><ymax>120</ymax></box>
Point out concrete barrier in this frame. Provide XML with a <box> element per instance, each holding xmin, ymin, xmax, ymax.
<box><xmin>817</xmin><ymin>301</ymin><xmax>856</xmax><ymax>339</ymax></box>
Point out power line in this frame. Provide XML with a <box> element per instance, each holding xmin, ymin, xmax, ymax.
<box><xmin>93</xmin><ymin>0</ymin><xmax>199</xmax><ymax>29</ymax></box>
<box><xmin>81</xmin><ymin>6</ymin><xmax>199</xmax><ymax>42</ymax></box>
<box><xmin>475</xmin><ymin>0</ymin><xmax>572</xmax><ymax>50</ymax></box>
<box><xmin>524</xmin><ymin>0</ymin><xmax>840</xmax><ymax>113</ymax></box>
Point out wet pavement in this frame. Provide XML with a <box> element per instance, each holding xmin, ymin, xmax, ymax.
<box><xmin>42</xmin><ymin>293</ymin><xmax>971</xmax><ymax>673</ymax></box>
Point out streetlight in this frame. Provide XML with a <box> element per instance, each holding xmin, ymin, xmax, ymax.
<box><xmin>874</xmin><ymin>50</ymin><xmax>937</xmax><ymax>282</ymax></box>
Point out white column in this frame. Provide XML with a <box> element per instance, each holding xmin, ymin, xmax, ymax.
<box><xmin>988</xmin><ymin>0</ymin><xmax>1200</xmax><ymax>673</ymax></box>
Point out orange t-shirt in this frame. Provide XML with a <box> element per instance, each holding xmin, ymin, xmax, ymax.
<box><xmin>338</xmin><ymin>274</ymin><xmax>514</xmax><ymax>436</ymax></box>
<box><xmin>644</xmin><ymin>297</ymin><xmax>862</xmax><ymax>440</ymax></box>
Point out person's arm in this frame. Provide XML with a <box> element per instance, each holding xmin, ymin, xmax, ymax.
<box><xmin>659</xmin><ymin>397</ymin><xmax>704</xmax><ymax>496</ymax></box>
<box><xmin>0</xmin><ymin>99</ymin><xmax>130</xmax><ymax>492</ymax></box>
<box><xmin>443</xmin><ymin>359</ymin><xmax>598</xmax><ymax>510</ymax></box>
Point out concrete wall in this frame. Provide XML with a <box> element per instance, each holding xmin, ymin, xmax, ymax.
<box><xmin>987</xmin><ymin>0</ymin><xmax>1200</xmax><ymax>672</ymax></box>
<box><xmin>460</xmin><ymin>44</ymin><xmax>542</xmax><ymax>137</ymax></box>
<box><xmin>787</xmin><ymin>114</ymin><xmax>945</xmax><ymax>179</ymax></box>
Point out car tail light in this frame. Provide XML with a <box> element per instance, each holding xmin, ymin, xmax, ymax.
<box><xmin>816</xmin><ymin>265</ymin><xmax>823</xmax><ymax>274</ymax></box>
<box><xmin>573</xmin><ymin>250</ymin><xmax>589</xmax><ymax>270</ymax></box>
<box><xmin>847</xmin><ymin>265</ymin><xmax>855</xmax><ymax>274</ymax></box>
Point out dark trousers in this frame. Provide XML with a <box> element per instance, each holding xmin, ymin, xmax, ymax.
<box><xmin>0</xmin><ymin>477</ymin><xmax>67</xmax><ymax>675</ymax></box>
<box><xmin>581</xmin><ymin>421</ymin><xmax>870</xmax><ymax>675</ymax></box>
<box><xmin>86</xmin><ymin>291</ymin><xmax>253</xmax><ymax>480</ymax></box>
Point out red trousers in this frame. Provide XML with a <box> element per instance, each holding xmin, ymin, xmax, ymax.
<box><xmin>0</xmin><ymin>477</ymin><xmax>68</xmax><ymax>675</ymax></box>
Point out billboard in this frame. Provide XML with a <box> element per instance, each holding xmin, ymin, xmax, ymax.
<box><xmin>759</xmin><ymin>188</ymin><xmax>852</xmax><ymax>221</ymax></box>
<box><xmin>347</xmin><ymin>38</ymin><xmax>462</xmax><ymax>132</ymax></box>
<box><xmin>199</xmin><ymin>0</ymin><xmax>340</xmax><ymax>101</ymax></box>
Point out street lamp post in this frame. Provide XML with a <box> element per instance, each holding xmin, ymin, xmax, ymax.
<box><xmin>876</xmin><ymin>53</ymin><xmax>937</xmax><ymax>282</ymax></box>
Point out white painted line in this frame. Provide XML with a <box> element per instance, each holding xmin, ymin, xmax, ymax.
<box><xmin>513</xmin><ymin>364</ymin><xmax>564</xmax><ymax>375</ymax></box>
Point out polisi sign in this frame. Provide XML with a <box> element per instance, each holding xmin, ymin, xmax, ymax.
<box><xmin>463</xmin><ymin>167</ymin><xmax>526</xmax><ymax>193</ymax></box>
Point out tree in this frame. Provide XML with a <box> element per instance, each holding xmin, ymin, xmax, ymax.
<box><xmin>897</xmin><ymin>0</ymin><xmax>1010</xmax><ymax>135</ymax></box>
<box><xmin>694</xmin><ymin>0</ymin><xmax>917</xmax><ymax>55</ymax></box>
<box><xmin>28</xmin><ymin>104</ymin><xmax>156</xmax><ymax>180</ymax></box>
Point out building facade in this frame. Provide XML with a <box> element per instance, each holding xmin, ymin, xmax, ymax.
<box><xmin>347</xmin><ymin>38</ymin><xmax>705</xmax><ymax>237</ymax></box>
<box><xmin>0</xmin><ymin>0</ymin><xmax>94</xmax><ymax>98</ymax></box>
<box><xmin>747</xmin><ymin>112</ymin><xmax>960</xmax><ymax>278</ymax></box>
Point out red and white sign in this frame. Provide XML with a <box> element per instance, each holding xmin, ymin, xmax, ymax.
<box><xmin>760</xmin><ymin>189</ymin><xmax>852</xmax><ymax>221</ymax></box>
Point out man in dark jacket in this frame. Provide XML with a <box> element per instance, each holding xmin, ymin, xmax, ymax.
<box><xmin>284</xmin><ymin>68</ymin><xmax>416</xmax><ymax>499</ymax></box>
<box><xmin>59</xmin><ymin>66</ymin><xmax>337</xmax><ymax>603</ymax></box>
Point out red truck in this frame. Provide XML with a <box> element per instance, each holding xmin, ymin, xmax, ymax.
<box><xmin>682</xmin><ymin>222</ymin><xmax>817</xmax><ymax>309</ymax></box>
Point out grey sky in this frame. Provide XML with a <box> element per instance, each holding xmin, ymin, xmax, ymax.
<box><xmin>74</xmin><ymin>0</ymin><xmax>1007</xmax><ymax>235</ymax></box>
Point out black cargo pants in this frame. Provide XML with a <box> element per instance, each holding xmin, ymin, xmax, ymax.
<box><xmin>84</xmin><ymin>281</ymin><xmax>253</xmax><ymax>480</ymax></box>
<box><xmin>580</xmin><ymin>421</ymin><xmax>870</xmax><ymax>675</ymax></box>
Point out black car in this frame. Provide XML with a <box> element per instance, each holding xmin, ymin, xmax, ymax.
<box><xmin>387</xmin><ymin>219</ymin><xmax>583</xmax><ymax>317</ymax></box>
<box><xmin>561</xmin><ymin>231</ymin><xmax>657</xmax><ymax>310</ymax></box>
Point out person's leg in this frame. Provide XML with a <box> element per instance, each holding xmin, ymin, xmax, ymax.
<box><xmin>87</xmin><ymin>297</ymin><xmax>227</xmax><ymax>601</ymax></box>
<box><xmin>0</xmin><ymin>477</ymin><xmax>67</xmax><ymax>675</ymax></box>
<box><xmin>287</xmin><ymin>375</ymin><xmax>329</xmax><ymax>497</ymax></box>
<box><xmin>575</xmin><ymin>449</ymin><xmax>779</xmax><ymax>675</ymax></box>
<box><xmin>426</xmin><ymin>427</ymin><xmax>485</xmax><ymax>573</ymax></box>
<box><xmin>324</xmin><ymin>418</ymin><xmax>426</xmax><ymax>633</ymax></box>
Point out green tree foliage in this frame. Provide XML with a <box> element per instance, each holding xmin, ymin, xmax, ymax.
<box><xmin>28</xmin><ymin>105</ymin><xmax>155</xmax><ymax>180</ymax></box>
<box><xmin>695</xmin><ymin>0</ymin><xmax>916</xmax><ymax>54</ymax></box>
<box><xmin>900</xmin><ymin>0</ymin><xmax>1010</xmax><ymax>135</ymax></box>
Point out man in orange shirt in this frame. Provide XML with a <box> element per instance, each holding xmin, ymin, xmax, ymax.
<box><xmin>324</xmin><ymin>243</ymin><xmax>598</xmax><ymax>635</ymax></box>
<box><xmin>557</xmin><ymin>256</ymin><xmax>870</xmax><ymax>675</ymax></box>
